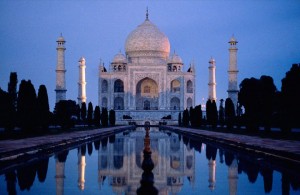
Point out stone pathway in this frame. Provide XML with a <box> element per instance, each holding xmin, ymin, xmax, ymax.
<box><xmin>165</xmin><ymin>126</ymin><xmax>300</xmax><ymax>163</ymax></box>
<box><xmin>0</xmin><ymin>126</ymin><xmax>131</xmax><ymax>162</ymax></box>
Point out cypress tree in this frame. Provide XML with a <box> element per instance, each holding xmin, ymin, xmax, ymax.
<box><xmin>211</xmin><ymin>100</ymin><xmax>218</xmax><ymax>128</ymax></box>
<box><xmin>80</xmin><ymin>102</ymin><xmax>87</xmax><ymax>125</ymax></box>
<box><xmin>54</xmin><ymin>100</ymin><xmax>77</xmax><ymax>129</ymax></box>
<box><xmin>182</xmin><ymin>108</ymin><xmax>190</xmax><ymax>127</ymax></box>
<box><xmin>178</xmin><ymin>112</ymin><xmax>182</xmax><ymax>126</ymax></box>
<box><xmin>219</xmin><ymin>99</ymin><xmax>225</xmax><ymax>128</ymax></box>
<box><xmin>94</xmin><ymin>106</ymin><xmax>101</xmax><ymax>127</ymax></box>
<box><xmin>109</xmin><ymin>109</ymin><xmax>116</xmax><ymax>126</ymax></box>
<box><xmin>225</xmin><ymin>98</ymin><xmax>235</xmax><ymax>130</ymax></box>
<box><xmin>101</xmin><ymin>108</ymin><xmax>108</xmax><ymax>127</ymax></box>
<box><xmin>0</xmin><ymin>88</ymin><xmax>13</xmax><ymax>130</ymax></box>
<box><xmin>206</xmin><ymin>100</ymin><xmax>212</xmax><ymax>127</ymax></box>
<box><xmin>189</xmin><ymin>107</ymin><xmax>195</xmax><ymax>127</ymax></box>
<box><xmin>37</xmin><ymin>85</ymin><xmax>50</xmax><ymax>130</ymax></box>
<box><xmin>87</xmin><ymin>102</ymin><xmax>93</xmax><ymax>127</ymax></box>
<box><xmin>17</xmin><ymin>80</ymin><xmax>38</xmax><ymax>133</ymax></box>
<box><xmin>281</xmin><ymin>63</ymin><xmax>300</xmax><ymax>132</ymax></box>
<box><xmin>7</xmin><ymin>72</ymin><xmax>18</xmax><ymax>130</ymax></box>
<box><xmin>194</xmin><ymin>104</ymin><xmax>202</xmax><ymax>127</ymax></box>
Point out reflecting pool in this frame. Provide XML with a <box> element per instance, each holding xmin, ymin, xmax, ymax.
<box><xmin>0</xmin><ymin>127</ymin><xmax>299</xmax><ymax>195</ymax></box>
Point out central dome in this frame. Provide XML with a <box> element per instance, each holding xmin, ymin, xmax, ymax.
<box><xmin>125</xmin><ymin>18</ymin><xmax>170</xmax><ymax>60</ymax></box>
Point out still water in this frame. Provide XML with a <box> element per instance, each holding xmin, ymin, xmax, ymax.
<box><xmin>0</xmin><ymin>127</ymin><xmax>299</xmax><ymax>195</ymax></box>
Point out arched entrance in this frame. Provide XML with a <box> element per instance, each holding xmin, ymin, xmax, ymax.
<box><xmin>136</xmin><ymin>77</ymin><xmax>158</xmax><ymax>110</ymax></box>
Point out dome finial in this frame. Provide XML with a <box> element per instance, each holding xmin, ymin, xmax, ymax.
<box><xmin>146</xmin><ymin>7</ymin><xmax>149</xmax><ymax>20</ymax></box>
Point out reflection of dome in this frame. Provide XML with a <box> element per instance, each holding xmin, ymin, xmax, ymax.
<box><xmin>125</xmin><ymin>18</ymin><xmax>170</xmax><ymax>59</ymax></box>
<box><xmin>112</xmin><ymin>52</ymin><xmax>127</xmax><ymax>63</ymax></box>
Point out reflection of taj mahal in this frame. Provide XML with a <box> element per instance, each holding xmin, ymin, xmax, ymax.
<box><xmin>98</xmin><ymin>128</ymin><xmax>195</xmax><ymax>194</ymax></box>
<box><xmin>98</xmin><ymin>12</ymin><xmax>195</xmax><ymax>125</ymax></box>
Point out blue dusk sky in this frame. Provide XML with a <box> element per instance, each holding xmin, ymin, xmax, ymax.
<box><xmin>0</xmin><ymin>0</ymin><xmax>299</xmax><ymax>111</ymax></box>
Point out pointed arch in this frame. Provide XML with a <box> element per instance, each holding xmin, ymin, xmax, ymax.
<box><xmin>114</xmin><ymin>79</ymin><xmax>124</xmax><ymax>92</ymax></box>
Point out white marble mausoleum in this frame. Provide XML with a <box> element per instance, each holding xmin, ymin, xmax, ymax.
<box><xmin>98</xmin><ymin>13</ymin><xmax>195</xmax><ymax>125</ymax></box>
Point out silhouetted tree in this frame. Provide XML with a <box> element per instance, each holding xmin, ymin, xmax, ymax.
<box><xmin>189</xmin><ymin>107</ymin><xmax>196</xmax><ymax>127</ymax></box>
<box><xmin>178</xmin><ymin>112</ymin><xmax>182</xmax><ymax>126</ymax></box>
<box><xmin>37</xmin><ymin>85</ymin><xmax>50</xmax><ymax>131</ymax></box>
<box><xmin>225</xmin><ymin>98</ymin><xmax>235</xmax><ymax>130</ymax></box>
<box><xmin>101</xmin><ymin>108</ymin><xmax>108</xmax><ymax>127</ymax></box>
<box><xmin>94</xmin><ymin>106</ymin><xmax>101</xmax><ymax>127</ymax></box>
<box><xmin>194</xmin><ymin>105</ymin><xmax>202</xmax><ymax>127</ymax></box>
<box><xmin>80</xmin><ymin>102</ymin><xmax>87</xmax><ymax>125</ymax></box>
<box><xmin>7</xmin><ymin>72</ymin><xmax>18</xmax><ymax>131</ymax></box>
<box><xmin>281</xmin><ymin>63</ymin><xmax>300</xmax><ymax>132</ymax></box>
<box><xmin>0</xmin><ymin>88</ymin><xmax>14</xmax><ymax>130</ymax></box>
<box><xmin>87</xmin><ymin>102</ymin><xmax>93</xmax><ymax>127</ymax></box>
<box><xmin>219</xmin><ymin>99</ymin><xmax>225</xmax><ymax>127</ymax></box>
<box><xmin>206</xmin><ymin>100</ymin><xmax>212</xmax><ymax>126</ymax></box>
<box><xmin>239</xmin><ymin>78</ymin><xmax>260</xmax><ymax>132</ymax></box>
<box><xmin>109</xmin><ymin>109</ymin><xmax>116</xmax><ymax>126</ymax></box>
<box><xmin>260</xmin><ymin>76</ymin><xmax>277</xmax><ymax>131</ymax></box>
<box><xmin>211</xmin><ymin>100</ymin><xmax>218</xmax><ymax>128</ymax></box>
<box><xmin>54</xmin><ymin>100</ymin><xmax>77</xmax><ymax>129</ymax></box>
<box><xmin>17</xmin><ymin>80</ymin><xmax>38</xmax><ymax>133</ymax></box>
<box><xmin>75</xmin><ymin>104</ymin><xmax>81</xmax><ymax>123</ymax></box>
<box><xmin>182</xmin><ymin>108</ymin><xmax>190</xmax><ymax>127</ymax></box>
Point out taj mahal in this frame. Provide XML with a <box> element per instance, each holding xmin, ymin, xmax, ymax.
<box><xmin>55</xmin><ymin>10</ymin><xmax>239</xmax><ymax>125</ymax></box>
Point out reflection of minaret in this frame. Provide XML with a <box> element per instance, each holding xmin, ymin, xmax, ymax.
<box><xmin>78</xmin><ymin>149</ymin><xmax>86</xmax><ymax>190</ymax></box>
<box><xmin>227</xmin><ymin>36</ymin><xmax>239</xmax><ymax>109</ymax></box>
<box><xmin>78</xmin><ymin>57</ymin><xmax>87</xmax><ymax>105</ymax></box>
<box><xmin>208</xmin><ymin>159</ymin><xmax>216</xmax><ymax>191</ymax></box>
<box><xmin>55</xmin><ymin>158</ymin><xmax>66</xmax><ymax>195</ymax></box>
<box><xmin>208</xmin><ymin>57</ymin><xmax>216</xmax><ymax>101</ymax></box>
<box><xmin>55</xmin><ymin>34</ymin><xmax>67</xmax><ymax>103</ymax></box>
<box><xmin>228</xmin><ymin>157</ymin><xmax>238</xmax><ymax>195</ymax></box>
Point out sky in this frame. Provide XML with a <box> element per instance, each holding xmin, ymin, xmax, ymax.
<box><xmin>0</xmin><ymin>0</ymin><xmax>299</xmax><ymax>111</ymax></box>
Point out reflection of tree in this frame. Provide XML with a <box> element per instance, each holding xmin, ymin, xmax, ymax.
<box><xmin>238</xmin><ymin>159</ymin><xmax>259</xmax><ymax>183</ymax></box>
<box><xmin>225</xmin><ymin>152</ymin><xmax>234</xmax><ymax>166</ymax></box>
<box><xmin>56</xmin><ymin>150</ymin><xmax>69</xmax><ymax>163</ymax></box>
<box><xmin>94</xmin><ymin>140</ymin><xmax>100</xmax><ymax>150</ymax></box>
<box><xmin>260</xmin><ymin>166</ymin><xmax>273</xmax><ymax>193</ymax></box>
<box><xmin>36</xmin><ymin>158</ymin><xmax>49</xmax><ymax>182</ymax></box>
<box><xmin>17</xmin><ymin>163</ymin><xmax>37</xmax><ymax>191</ymax></box>
<box><xmin>5</xmin><ymin>171</ymin><xmax>16</xmax><ymax>195</ymax></box>
<box><xmin>87</xmin><ymin>143</ymin><xmax>93</xmax><ymax>156</ymax></box>
<box><xmin>80</xmin><ymin>145</ymin><xmax>86</xmax><ymax>156</ymax></box>
<box><xmin>282</xmin><ymin>172</ymin><xmax>300</xmax><ymax>194</ymax></box>
<box><xmin>189</xmin><ymin>139</ymin><xmax>202</xmax><ymax>154</ymax></box>
<box><xmin>206</xmin><ymin>144</ymin><xmax>217</xmax><ymax>160</ymax></box>
<box><xmin>102</xmin><ymin>137</ymin><xmax>108</xmax><ymax>147</ymax></box>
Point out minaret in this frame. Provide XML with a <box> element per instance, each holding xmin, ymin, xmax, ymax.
<box><xmin>78</xmin><ymin>149</ymin><xmax>86</xmax><ymax>190</ymax></box>
<box><xmin>78</xmin><ymin>57</ymin><xmax>87</xmax><ymax>105</ymax></box>
<box><xmin>228</xmin><ymin>157</ymin><xmax>238</xmax><ymax>195</ymax></box>
<box><xmin>208</xmin><ymin>57</ymin><xmax>216</xmax><ymax>101</ymax></box>
<box><xmin>227</xmin><ymin>36</ymin><xmax>239</xmax><ymax>109</ymax></box>
<box><xmin>55</xmin><ymin>34</ymin><xmax>67</xmax><ymax>103</ymax></box>
<box><xmin>208</xmin><ymin>159</ymin><xmax>216</xmax><ymax>191</ymax></box>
